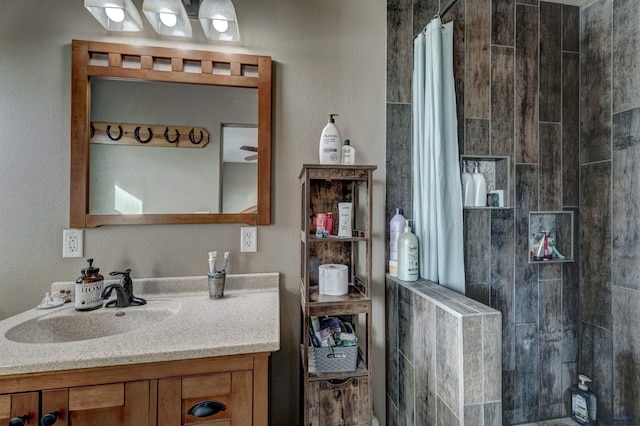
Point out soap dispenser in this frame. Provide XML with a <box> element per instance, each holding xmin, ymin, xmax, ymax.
<box><xmin>319</xmin><ymin>114</ymin><xmax>342</xmax><ymax>164</ymax></box>
<box><xmin>341</xmin><ymin>139</ymin><xmax>355</xmax><ymax>165</ymax></box>
<box><xmin>461</xmin><ymin>160</ymin><xmax>475</xmax><ymax>207</ymax></box>
<box><xmin>571</xmin><ymin>374</ymin><xmax>597</xmax><ymax>425</ymax></box>
<box><xmin>472</xmin><ymin>160</ymin><xmax>487</xmax><ymax>207</ymax></box>
<box><xmin>75</xmin><ymin>258</ymin><xmax>104</xmax><ymax>311</ymax></box>
<box><xmin>397</xmin><ymin>219</ymin><xmax>419</xmax><ymax>281</ymax></box>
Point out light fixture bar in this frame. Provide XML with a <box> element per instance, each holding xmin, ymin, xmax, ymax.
<box><xmin>84</xmin><ymin>0</ymin><xmax>144</xmax><ymax>32</ymax></box>
<box><xmin>198</xmin><ymin>0</ymin><xmax>240</xmax><ymax>42</ymax></box>
<box><xmin>142</xmin><ymin>0</ymin><xmax>193</xmax><ymax>37</ymax></box>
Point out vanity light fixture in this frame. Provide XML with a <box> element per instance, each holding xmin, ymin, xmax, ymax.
<box><xmin>84</xmin><ymin>0</ymin><xmax>144</xmax><ymax>32</ymax></box>
<box><xmin>198</xmin><ymin>0</ymin><xmax>240</xmax><ymax>42</ymax></box>
<box><xmin>142</xmin><ymin>0</ymin><xmax>193</xmax><ymax>37</ymax></box>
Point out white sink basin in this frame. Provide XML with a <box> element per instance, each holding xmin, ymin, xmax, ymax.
<box><xmin>4</xmin><ymin>300</ymin><xmax>181</xmax><ymax>344</ymax></box>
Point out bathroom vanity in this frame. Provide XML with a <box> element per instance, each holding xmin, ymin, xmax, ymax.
<box><xmin>0</xmin><ymin>274</ymin><xmax>279</xmax><ymax>426</ymax></box>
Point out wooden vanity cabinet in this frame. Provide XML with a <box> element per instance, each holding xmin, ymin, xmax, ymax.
<box><xmin>0</xmin><ymin>353</ymin><xmax>269</xmax><ymax>426</ymax></box>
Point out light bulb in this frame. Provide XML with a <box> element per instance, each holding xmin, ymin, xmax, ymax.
<box><xmin>105</xmin><ymin>7</ymin><xmax>125</xmax><ymax>23</ymax></box>
<box><xmin>212</xmin><ymin>18</ymin><xmax>228</xmax><ymax>33</ymax></box>
<box><xmin>159</xmin><ymin>12</ymin><xmax>177</xmax><ymax>27</ymax></box>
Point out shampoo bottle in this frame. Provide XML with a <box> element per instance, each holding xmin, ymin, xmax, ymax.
<box><xmin>389</xmin><ymin>208</ymin><xmax>406</xmax><ymax>262</ymax></box>
<box><xmin>75</xmin><ymin>258</ymin><xmax>104</xmax><ymax>311</ymax></box>
<box><xmin>397</xmin><ymin>219</ymin><xmax>419</xmax><ymax>281</ymax></box>
<box><xmin>571</xmin><ymin>374</ymin><xmax>597</xmax><ymax>425</ymax></box>
<box><xmin>319</xmin><ymin>114</ymin><xmax>342</xmax><ymax>164</ymax></box>
<box><xmin>341</xmin><ymin>139</ymin><xmax>355</xmax><ymax>165</ymax></box>
<box><xmin>461</xmin><ymin>160</ymin><xmax>475</xmax><ymax>207</ymax></box>
<box><xmin>472</xmin><ymin>160</ymin><xmax>487</xmax><ymax>207</ymax></box>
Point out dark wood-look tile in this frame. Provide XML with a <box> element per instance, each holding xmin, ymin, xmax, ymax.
<box><xmin>386</xmin><ymin>278</ymin><xmax>399</xmax><ymax>408</ymax></box>
<box><xmin>492</xmin><ymin>0</ymin><xmax>515</xmax><ymax>46</ymax></box>
<box><xmin>387</xmin><ymin>0</ymin><xmax>413</xmax><ymax>103</ymax></box>
<box><xmin>502</xmin><ymin>370</ymin><xmax>517</xmax><ymax>424</ymax></box>
<box><xmin>562</xmin><ymin>361</ymin><xmax>578</xmax><ymax>415</ymax></box>
<box><xmin>437</xmin><ymin>396</ymin><xmax>461</xmax><ymax>426</ymax></box>
<box><xmin>539</xmin><ymin>263</ymin><xmax>561</xmax><ymax>280</ymax></box>
<box><xmin>562</xmin><ymin>208</ymin><xmax>579</xmax><ymax>364</ymax></box>
<box><xmin>464</xmin><ymin>118</ymin><xmax>490</xmax><ymax>154</ymax></box>
<box><xmin>580</xmin><ymin>0</ymin><xmax>612</xmax><ymax>164</ymax></box>
<box><xmin>386</xmin><ymin>103</ymin><xmax>413</xmax><ymax>259</ymax></box>
<box><xmin>398</xmin><ymin>283</ymin><xmax>414</xmax><ymax>362</ymax></box>
<box><xmin>515</xmin><ymin>4</ymin><xmax>539</xmax><ymax>164</ymax></box>
<box><xmin>612</xmin><ymin>107</ymin><xmax>640</xmax><ymax>291</ymax></box>
<box><xmin>464</xmin><ymin>404</ymin><xmax>482</xmax><ymax>425</ymax></box>
<box><xmin>484</xmin><ymin>401</ymin><xmax>502</xmax><ymax>425</ymax></box>
<box><xmin>467</xmin><ymin>283</ymin><xmax>490</xmax><ymax>305</ymax></box>
<box><xmin>580</xmin><ymin>161</ymin><xmax>612</xmax><ymax>330</ymax></box>
<box><xmin>398</xmin><ymin>352</ymin><xmax>415</xmax><ymax>425</ymax></box>
<box><xmin>491</xmin><ymin>46</ymin><xmax>515</xmax><ymax>156</ymax></box>
<box><xmin>613</xmin><ymin>0</ymin><xmax>640</xmax><ymax>114</ymax></box>
<box><xmin>414</xmin><ymin>293</ymin><xmax>437</xmax><ymax>426</ymax></box>
<box><xmin>491</xmin><ymin>208</ymin><xmax>515</xmax><ymax>369</ymax></box>
<box><xmin>539</xmin><ymin>123</ymin><xmax>562</xmax><ymax>210</ymax></box>
<box><xmin>465</xmin><ymin>0</ymin><xmax>491</xmax><ymax>120</ymax></box>
<box><xmin>562</xmin><ymin>5</ymin><xmax>580</xmax><ymax>53</ymax></box>
<box><xmin>562</xmin><ymin>52</ymin><xmax>580</xmax><ymax>207</ymax></box>
<box><xmin>387</xmin><ymin>396</ymin><xmax>399</xmax><ymax>426</ymax></box>
<box><xmin>579</xmin><ymin>321</ymin><xmax>614</xmax><ymax>424</ymax></box>
<box><xmin>539</xmin><ymin>280</ymin><xmax>563</xmax><ymax>420</ymax></box>
<box><xmin>540</xmin><ymin>279</ymin><xmax>562</xmax><ymax>337</ymax></box>
<box><xmin>515</xmin><ymin>165</ymin><xmax>538</xmax><ymax>325</ymax></box>
<box><xmin>515</xmin><ymin>323</ymin><xmax>540</xmax><ymax>423</ymax></box>
<box><xmin>463</xmin><ymin>315</ymin><xmax>483</xmax><ymax>405</ymax></box>
<box><xmin>539</xmin><ymin>2</ymin><xmax>562</xmax><ymax>123</ymax></box>
<box><xmin>413</xmin><ymin>0</ymin><xmax>440</xmax><ymax>36</ymax></box>
<box><xmin>436</xmin><ymin>306</ymin><xmax>461</xmax><ymax>415</ymax></box>
<box><xmin>518</xmin><ymin>0</ymin><xmax>538</xmax><ymax>5</ymax></box>
<box><xmin>450</xmin><ymin>0</ymin><xmax>467</xmax><ymax>153</ymax></box>
<box><xmin>464</xmin><ymin>209</ymin><xmax>491</xmax><ymax>284</ymax></box>
<box><xmin>484</xmin><ymin>313</ymin><xmax>503</xmax><ymax>402</ymax></box>
<box><xmin>612</xmin><ymin>286</ymin><xmax>640</xmax><ymax>424</ymax></box>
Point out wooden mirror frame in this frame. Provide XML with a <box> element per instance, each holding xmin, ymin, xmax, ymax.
<box><xmin>70</xmin><ymin>39</ymin><xmax>272</xmax><ymax>227</ymax></box>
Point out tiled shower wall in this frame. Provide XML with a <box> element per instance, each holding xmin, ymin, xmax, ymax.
<box><xmin>580</xmin><ymin>0</ymin><xmax>640</xmax><ymax>424</ymax></box>
<box><xmin>386</xmin><ymin>0</ymin><xmax>582</xmax><ymax>424</ymax></box>
<box><xmin>388</xmin><ymin>0</ymin><xmax>640</xmax><ymax>424</ymax></box>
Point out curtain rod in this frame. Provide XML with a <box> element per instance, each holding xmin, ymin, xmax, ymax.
<box><xmin>436</xmin><ymin>0</ymin><xmax>459</xmax><ymax>19</ymax></box>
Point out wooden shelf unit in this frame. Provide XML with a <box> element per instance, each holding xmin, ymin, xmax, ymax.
<box><xmin>299</xmin><ymin>164</ymin><xmax>376</xmax><ymax>426</ymax></box>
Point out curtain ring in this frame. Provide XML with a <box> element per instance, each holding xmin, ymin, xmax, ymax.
<box><xmin>106</xmin><ymin>125</ymin><xmax>123</xmax><ymax>141</ymax></box>
<box><xmin>164</xmin><ymin>127</ymin><xmax>180</xmax><ymax>143</ymax></box>
<box><xmin>189</xmin><ymin>128</ymin><xmax>203</xmax><ymax>145</ymax></box>
<box><xmin>134</xmin><ymin>127</ymin><xmax>153</xmax><ymax>144</ymax></box>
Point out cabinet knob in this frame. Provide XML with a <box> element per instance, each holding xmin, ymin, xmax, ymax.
<box><xmin>8</xmin><ymin>415</ymin><xmax>28</xmax><ymax>426</ymax></box>
<box><xmin>41</xmin><ymin>411</ymin><xmax>59</xmax><ymax>426</ymax></box>
<box><xmin>187</xmin><ymin>400</ymin><xmax>226</xmax><ymax>418</ymax></box>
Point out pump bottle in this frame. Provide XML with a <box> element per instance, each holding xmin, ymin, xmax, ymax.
<box><xmin>571</xmin><ymin>374</ymin><xmax>597</xmax><ymax>425</ymax></box>
<box><xmin>397</xmin><ymin>219</ymin><xmax>419</xmax><ymax>281</ymax></box>
<box><xmin>319</xmin><ymin>114</ymin><xmax>342</xmax><ymax>164</ymax></box>
<box><xmin>75</xmin><ymin>258</ymin><xmax>104</xmax><ymax>311</ymax></box>
<box><xmin>341</xmin><ymin>139</ymin><xmax>355</xmax><ymax>165</ymax></box>
<box><xmin>461</xmin><ymin>160</ymin><xmax>475</xmax><ymax>206</ymax></box>
<box><xmin>472</xmin><ymin>160</ymin><xmax>487</xmax><ymax>207</ymax></box>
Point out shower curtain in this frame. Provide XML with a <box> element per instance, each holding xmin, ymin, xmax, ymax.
<box><xmin>412</xmin><ymin>17</ymin><xmax>465</xmax><ymax>294</ymax></box>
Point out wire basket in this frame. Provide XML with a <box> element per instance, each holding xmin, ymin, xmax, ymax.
<box><xmin>311</xmin><ymin>345</ymin><xmax>358</xmax><ymax>373</ymax></box>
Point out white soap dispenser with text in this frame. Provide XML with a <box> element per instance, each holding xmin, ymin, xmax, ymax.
<box><xmin>472</xmin><ymin>160</ymin><xmax>487</xmax><ymax>207</ymax></box>
<box><xmin>319</xmin><ymin>114</ymin><xmax>342</xmax><ymax>164</ymax></box>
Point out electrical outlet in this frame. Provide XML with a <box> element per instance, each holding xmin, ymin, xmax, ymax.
<box><xmin>63</xmin><ymin>229</ymin><xmax>84</xmax><ymax>258</ymax></box>
<box><xmin>241</xmin><ymin>226</ymin><xmax>257</xmax><ymax>252</ymax></box>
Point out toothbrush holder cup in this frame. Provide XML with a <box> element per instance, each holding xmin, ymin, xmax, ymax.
<box><xmin>208</xmin><ymin>272</ymin><xmax>226</xmax><ymax>299</ymax></box>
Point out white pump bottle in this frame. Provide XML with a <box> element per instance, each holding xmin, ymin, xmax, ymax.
<box><xmin>319</xmin><ymin>114</ymin><xmax>342</xmax><ymax>164</ymax></box>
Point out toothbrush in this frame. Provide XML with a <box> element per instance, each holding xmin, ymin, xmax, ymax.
<box><xmin>220</xmin><ymin>251</ymin><xmax>230</xmax><ymax>273</ymax></box>
<box><xmin>209</xmin><ymin>251</ymin><xmax>218</xmax><ymax>273</ymax></box>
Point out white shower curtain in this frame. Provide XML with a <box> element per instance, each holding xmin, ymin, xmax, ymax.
<box><xmin>412</xmin><ymin>18</ymin><xmax>465</xmax><ymax>294</ymax></box>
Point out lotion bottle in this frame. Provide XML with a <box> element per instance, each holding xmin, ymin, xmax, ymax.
<box><xmin>389</xmin><ymin>208</ymin><xmax>406</xmax><ymax>262</ymax></box>
<box><xmin>397</xmin><ymin>219</ymin><xmax>419</xmax><ymax>281</ymax></box>
<box><xmin>461</xmin><ymin>160</ymin><xmax>475</xmax><ymax>207</ymax></box>
<box><xmin>341</xmin><ymin>139</ymin><xmax>355</xmax><ymax>165</ymax></box>
<box><xmin>570</xmin><ymin>374</ymin><xmax>597</xmax><ymax>425</ymax></box>
<box><xmin>472</xmin><ymin>160</ymin><xmax>487</xmax><ymax>207</ymax></box>
<box><xmin>319</xmin><ymin>114</ymin><xmax>342</xmax><ymax>164</ymax></box>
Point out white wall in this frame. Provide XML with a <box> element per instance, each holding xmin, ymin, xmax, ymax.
<box><xmin>0</xmin><ymin>1</ymin><xmax>386</xmax><ymax>424</ymax></box>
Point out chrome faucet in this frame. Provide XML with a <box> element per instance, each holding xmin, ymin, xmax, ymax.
<box><xmin>101</xmin><ymin>269</ymin><xmax>147</xmax><ymax>308</ymax></box>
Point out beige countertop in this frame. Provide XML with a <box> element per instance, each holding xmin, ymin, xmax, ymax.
<box><xmin>0</xmin><ymin>273</ymin><xmax>280</xmax><ymax>376</ymax></box>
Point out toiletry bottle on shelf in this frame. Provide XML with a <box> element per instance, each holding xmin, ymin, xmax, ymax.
<box><xmin>341</xmin><ymin>139</ymin><xmax>355</xmax><ymax>165</ymax></box>
<box><xmin>472</xmin><ymin>160</ymin><xmax>487</xmax><ymax>207</ymax></box>
<box><xmin>461</xmin><ymin>160</ymin><xmax>475</xmax><ymax>207</ymax></box>
<box><xmin>389</xmin><ymin>208</ymin><xmax>406</xmax><ymax>262</ymax></box>
<box><xmin>397</xmin><ymin>219</ymin><xmax>419</xmax><ymax>281</ymax></box>
<box><xmin>319</xmin><ymin>114</ymin><xmax>342</xmax><ymax>164</ymax></box>
<box><xmin>75</xmin><ymin>258</ymin><xmax>104</xmax><ymax>311</ymax></box>
<box><xmin>571</xmin><ymin>374</ymin><xmax>597</xmax><ymax>425</ymax></box>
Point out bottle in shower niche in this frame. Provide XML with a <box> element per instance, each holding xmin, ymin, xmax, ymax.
<box><xmin>461</xmin><ymin>160</ymin><xmax>475</xmax><ymax>206</ymax></box>
<box><xmin>571</xmin><ymin>374</ymin><xmax>597</xmax><ymax>425</ymax></box>
<box><xmin>319</xmin><ymin>114</ymin><xmax>342</xmax><ymax>164</ymax></box>
<box><xmin>341</xmin><ymin>139</ymin><xmax>355</xmax><ymax>165</ymax></box>
<box><xmin>75</xmin><ymin>258</ymin><xmax>104</xmax><ymax>311</ymax></box>
<box><xmin>472</xmin><ymin>160</ymin><xmax>487</xmax><ymax>207</ymax></box>
<box><xmin>397</xmin><ymin>219</ymin><xmax>419</xmax><ymax>281</ymax></box>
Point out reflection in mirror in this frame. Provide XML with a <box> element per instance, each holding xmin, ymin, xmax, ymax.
<box><xmin>69</xmin><ymin>40</ymin><xmax>272</xmax><ymax>227</ymax></box>
<box><xmin>89</xmin><ymin>79</ymin><xmax>258</xmax><ymax>215</ymax></box>
<box><xmin>221</xmin><ymin>124</ymin><xmax>258</xmax><ymax>213</ymax></box>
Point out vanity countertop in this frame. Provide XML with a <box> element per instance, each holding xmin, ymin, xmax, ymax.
<box><xmin>0</xmin><ymin>273</ymin><xmax>280</xmax><ymax>376</ymax></box>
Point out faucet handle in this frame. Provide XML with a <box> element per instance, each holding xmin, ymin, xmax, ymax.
<box><xmin>109</xmin><ymin>269</ymin><xmax>132</xmax><ymax>277</ymax></box>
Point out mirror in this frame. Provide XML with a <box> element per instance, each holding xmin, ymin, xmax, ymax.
<box><xmin>70</xmin><ymin>40</ymin><xmax>272</xmax><ymax>227</ymax></box>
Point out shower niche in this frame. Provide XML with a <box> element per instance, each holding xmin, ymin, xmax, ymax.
<box><xmin>528</xmin><ymin>211</ymin><xmax>574</xmax><ymax>263</ymax></box>
<box><xmin>460</xmin><ymin>155</ymin><xmax>511</xmax><ymax>208</ymax></box>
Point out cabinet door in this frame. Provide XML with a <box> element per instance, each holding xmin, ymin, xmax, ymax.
<box><xmin>158</xmin><ymin>371</ymin><xmax>252</xmax><ymax>426</ymax></box>
<box><xmin>41</xmin><ymin>381</ymin><xmax>151</xmax><ymax>426</ymax></box>
<box><xmin>0</xmin><ymin>392</ymin><xmax>38</xmax><ymax>426</ymax></box>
